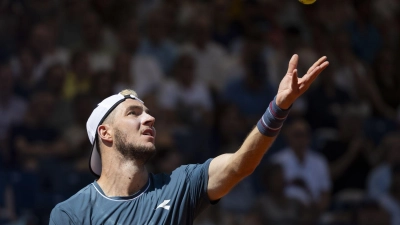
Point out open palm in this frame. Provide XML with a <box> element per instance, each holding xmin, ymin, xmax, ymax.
<box><xmin>276</xmin><ymin>54</ymin><xmax>329</xmax><ymax>109</ymax></box>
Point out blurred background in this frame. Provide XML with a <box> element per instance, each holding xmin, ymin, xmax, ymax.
<box><xmin>0</xmin><ymin>0</ymin><xmax>400</xmax><ymax>224</ymax></box>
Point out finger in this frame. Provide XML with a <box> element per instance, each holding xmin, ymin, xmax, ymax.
<box><xmin>287</xmin><ymin>54</ymin><xmax>299</xmax><ymax>74</ymax></box>
<box><xmin>307</xmin><ymin>56</ymin><xmax>327</xmax><ymax>74</ymax></box>
<box><xmin>303</xmin><ymin>61</ymin><xmax>329</xmax><ymax>83</ymax></box>
<box><xmin>291</xmin><ymin>69</ymin><xmax>299</xmax><ymax>90</ymax></box>
<box><xmin>308</xmin><ymin>61</ymin><xmax>330</xmax><ymax>84</ymax></box>
<box><xmin>311</xmin><ymin>61</ymin><xmax>329</xmax><ymax>83</ymax></box>
<box><xmin>300</xmin><ymin>61</ymin><xmax>329</xmax><ymax>90</ymax></box>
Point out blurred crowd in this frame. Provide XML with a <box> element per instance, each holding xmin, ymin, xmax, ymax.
<box><xmin>0</xmin><ymin>0</ymin><xmax>400</xmax><ymax>224</ymax></box>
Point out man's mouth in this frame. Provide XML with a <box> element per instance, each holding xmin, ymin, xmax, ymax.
<box><xmin>142</xmin><ymin>128</ymin><xmax>154</xmax><ymax>137</ymax></box>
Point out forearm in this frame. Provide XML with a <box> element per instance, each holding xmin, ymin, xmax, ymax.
<box><xmin>230</xmin><ymin>95</ymin><xmax>290</xmax><ymax>175</ymax></box>
<box><xmin>207</xmin><ymin>129</ymin><xmax>276</xmax><ymax>200</ymax></box>
<box><xmin>230</xmin><ymin>127</ymin><xmax>276</xmax><ymax>176</ymax></box>
<box><xmin>208</xmin><ymin>98</ymin><xmax>287</xmax><ymax>200</ymax></box>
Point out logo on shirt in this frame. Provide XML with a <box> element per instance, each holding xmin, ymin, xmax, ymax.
<box><xmin>156</xmin><ymin>200</ymin><xmax>171</xmax><ymax>210</ymax></box>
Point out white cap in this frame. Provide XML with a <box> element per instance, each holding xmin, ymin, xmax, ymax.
<box><xmin>86</xmin><ymin>93</ymin><xmax>143</xmax><ymax>177</ymax></box>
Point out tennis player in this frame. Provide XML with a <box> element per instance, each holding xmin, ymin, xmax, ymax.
<box><xmin>49</xmin><ymin>54</ymin><xmax>328</xmax><ymax>224</ymax></box>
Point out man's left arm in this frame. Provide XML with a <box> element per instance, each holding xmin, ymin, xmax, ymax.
<box><xmin>207</xmin><ymin>54</ymin><xmax>329</xmax><ymax>201</ymax></box>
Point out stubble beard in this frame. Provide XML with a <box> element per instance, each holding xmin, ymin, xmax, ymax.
<box><xmin>114</xmin><ymin>128</ymin><xmax>156</xmax><ymax>164</ymax></box>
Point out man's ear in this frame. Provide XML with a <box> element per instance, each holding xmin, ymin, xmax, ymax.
<box><xmin>98</xmin><ymin>124</ymin><xmax>113</xmax><ymax>143</ymax></box>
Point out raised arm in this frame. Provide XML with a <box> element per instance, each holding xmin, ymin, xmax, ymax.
<box><xmin>207</xmin><ymin>54</ymin><xmax>329</xmax><ymax>201</ymax></box>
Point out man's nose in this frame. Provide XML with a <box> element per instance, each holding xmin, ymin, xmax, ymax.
<box><xmin>142</xmin><ymin>112</ymin><xmax>155</xmax><ymax>127</ymax></box>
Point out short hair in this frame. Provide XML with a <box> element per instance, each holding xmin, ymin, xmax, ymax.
<box><xmin>119</xmin><ymin>89</ymin><xmax>138</xmax><ymax>97</ymax></box>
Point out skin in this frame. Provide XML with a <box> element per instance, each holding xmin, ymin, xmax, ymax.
<box><xmin>96</xmin><ymin>54</ymin><xmax>329</xmax><ymax>201</ymax></box>
<box><xmin>207</xmin><ymin>54</ymin><xmax>329</xmax><ymax>200</ymax></box>
<box><xmin>97</xmin><ymin>101</ymin><xmax>156</xmax><ymax>196</ymax></box>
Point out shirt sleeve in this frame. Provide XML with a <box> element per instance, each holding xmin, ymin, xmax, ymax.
<box><xmin>178</xmin><ymin>159</ymin><xmax>214</xmax><ymax>217</ymax></box>
<box><xmin>49</xmin><ymin>206</ymin><xmax>76</xmax><ymax>225</ymax></box>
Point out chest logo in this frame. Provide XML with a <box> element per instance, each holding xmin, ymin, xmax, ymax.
<box><xmin>156</xmin><ymin>200</ymin><xmax>171</xmax><ymax>210</ymax></box>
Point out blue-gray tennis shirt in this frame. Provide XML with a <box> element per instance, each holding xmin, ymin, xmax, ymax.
<box><xmin>49</xmin><ymin>159</ymin><xmax>213</xmax><ymax>225</ymax></box>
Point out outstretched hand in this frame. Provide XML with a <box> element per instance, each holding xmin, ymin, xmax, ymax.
<box><xmin>276</xmin><ymin>54</ymin><xmax>329</xmax><ymax>109</ymax></box>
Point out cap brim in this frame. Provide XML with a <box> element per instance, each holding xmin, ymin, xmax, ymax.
<box><xmin>89</xmin><ymin>139</ymin><xmax>102</xmax><ymax>177</ymax></box>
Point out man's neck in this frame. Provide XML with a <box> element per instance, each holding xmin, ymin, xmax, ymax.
<box><xmin>97</xmin><ymin>160</ymin><xmax>149</xmax><ymax>197</ymax></box>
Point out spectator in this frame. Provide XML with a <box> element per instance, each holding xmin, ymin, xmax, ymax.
<box><xmin>222</xmin><ymin>43</ymin><xmax>276</xmax><ymax>127</ymax></box>
<box><xmin>0</xmin><ymin>63</ymin><xmax>27</xmax><ymax>168</ymax></box>
<box><xmin>139</xmin><ymin>9</ymin><xmax>178</xmax><ymax>75</ymax></box>
<box><xmin>181</xmin><ymin>15</ymin><xmax>231</xmax><ymax>91</ymax></box>
<box><xmin>348</xmin><ymin>0</ymin><xmax>382</xmax><ymax>64</ymax></box>
<box><xmin>367</xmin><ymin>132</ymin><xmax>400</xmax><ymax>199</ymax></box>
<box><xmin>0</xmin><ymin>172</ymin><xmax>16</xmax><ymax>224</ymax></box>
<box><xmin>112</xmin><ymin>51</ymin><xmax>134</xmax><ymax>93</ymax></box>
<box><xmin>158</xmin><ymin>53</ymin><xmax>213</xmax><ymax>127</ymax></box>
<box><xmin>331</xmin><ymin>31</ymin><xmax>394</xmax><ymax>120</ymax></box>
<box><xmin>271</xmin><ymin>118</ymin><xmax>331</xmax><ymax>216</ymax></box>
<box><xmin>320</xmin><ymin>107</ymin><xmax>375</xmax><ymax>194</ymax></box>
<box><xmin>36</xmin><ymin>64</ymin><xmax>73</xmax><ymax>131</ymax></box>
<box><xmin>256</xmin><ymin>163</ymin><xmax>304</xmax><ymax>225</ymax></box>
<box><xmin>26</xmin><ymin>23</ymin><xmax>70</xmax><ymax>81</ymax></box>
<box><xmin>63</xmin><ymin>93</ymin><xmax>95</xmax><ymax>160</ymax></box>
<box><xmin>215</xmin><ymin>104</ymin><xmax>248</xmax><ymax>155</ymax></box>
<box><xmin>116</xmin><ymin>17</ymin><xmax>164</xmax><ymax>97</ymax></box>
<box><xmin>12</xmin><ymin>48</ymin><xmax>38</xmax><ymax>100</ymax></box>
<box><xmin>305</xmin><ymin>66</ymin><xmax>351</xmax><ymax>130</ymax></box>
<box><xmin>80</xmin><ymin>11</ymin><xmax>118</xmax><ymax>72</ymax></box>
<box><xmin>91</xmin><ymin>71</ymin><xmax>115</xmax><ymax>104</ymax></box>
<box><xmin>158</xmin><ymin>53</ymin><xmax>214</xmax><ymax>162</ymax></box>
<box><xmin>378</xmin><ymin>164</ymin><xmax>400</xmax><ymax>225</ymax></box>
<box><xmin>211</xmin><ymin>0</ymin><xmax>240</xmax><ymax>51</ymax></box>
<box><xmin>8</xmin><ymin>91</ymin><xmax>68</xmax><ymax>171</ymax></box>
<box><xmin>370</xmin><ymin>49</ymin><xmax>400</xmax><ymax>118</ymax></box>
<box><xmin>63</xmin><ymin>50</ymin><xmax>92</xmax><ymax>100</ymax></box>
<box><xmin>59</xmin><ymin>0</ymin><xmax>89</xmax><ymax>49</ymax></box>
<box><xmin>354</xmin><ymin>200</ymin><xmax>390</xmax><ymax>225</ymax></box>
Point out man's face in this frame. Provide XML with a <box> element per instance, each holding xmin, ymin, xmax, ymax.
<box><xmin>111</xmin><ymin>99</ymin><xmax>156</xmax><ymax>163</ymax></box>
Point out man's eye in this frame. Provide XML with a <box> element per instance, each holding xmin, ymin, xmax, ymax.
<box><xmin>128</xmin><ymin>111</ymin><xmax>136</xmax><ymax>115</ymax></box>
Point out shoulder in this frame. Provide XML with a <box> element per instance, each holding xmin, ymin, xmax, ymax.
<box><xmin>50</xmin><ymin>184</ymin><xmax>94</xmax><ymax>223</ymax></box>
<box><xmin>50</xmin><ymin>204</ymin><xmax>76</xmax><ymax>225</ymax></box>
<box><xmin>149</xmin><ymin>159</ymin><xmax>213</xmax><ymax>196</ymax></box>
<box><xmin>170</xmin><ymin>159</ymin><xmax>213</xmax><ymax>180</ymax></box>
